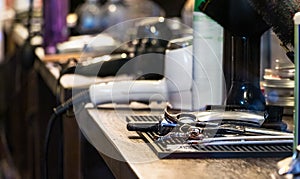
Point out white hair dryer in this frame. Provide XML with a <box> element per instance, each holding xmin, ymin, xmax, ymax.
<box><xmin>88</xmin><ymin>36</ymin><xmax>194</xmax><ymax>110</ymax></box>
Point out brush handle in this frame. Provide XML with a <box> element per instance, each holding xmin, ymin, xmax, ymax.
<box><xmin>126</xmin><ymin>123</ymin><xmax>159</xmax><ymax>132</ymax></box>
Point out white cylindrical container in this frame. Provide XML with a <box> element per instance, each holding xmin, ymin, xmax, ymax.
<box><xmin>192</xmin><ymin>0</ymin><xmax>225</xmax><ymax>110</ymax></box>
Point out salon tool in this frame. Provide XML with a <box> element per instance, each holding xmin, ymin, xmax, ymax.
<box><xmin>164</xmin><ymin>109</ymin><xmax>291</xmax><ymax>136</ymax></box>
<box><xmin>126</xmin><ymin>121</ymin><xmax>173</xmax><ymax>136</ymax></box>
<box><xmin>167</xmin><ymin>124</ymin><xmax>293</xmax><ymax>145</ymax></box>
<box><xmin>186</xmin><ymin>135</ymin><xmax>293</xmax><ymax>146</ymax></box>
<box><xmin>127</xmin><ymin>114</ymin><xmax>293</xmax><ymax>147</ymax></box>
<box><xmin>127</xmin><ymin>107</ymin><xmax>292</xmax><ymax>136</ymax></box>
<box><xmin>127</xmin><ymin>104</ymin><xmax>294</xmax><ymax>148</ymax></box>
<box><xmin>126</xmin><ymin>113</ymin><xmax>263</xmax><ymax>136</ymax></box>
<box><xmin>88</xmin><ymin>35</ymin><xmax>193</xmax><ymax>110</ymax></box>
<box><xmin>127</xmin><ymin>119</ymin><xmax>292</xmax><ymax>137</ymax></box>
<box><xmin>163</xmin><ymin>107</ymin><xmax>265</xmax><ymax>127</ymax></box>
<box><xmin>126</xmin><ymin>115</ymin><xmax>293</xmax><ymax>158</ymax></box>
<box><xmin>53</xmin><ymin>35</ymin><xmax>193</xmax><ymax>119</ymax></box>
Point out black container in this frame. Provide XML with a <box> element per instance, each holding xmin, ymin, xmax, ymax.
<box><xmin>198</xmin><ymin>0</ymin><xmax>270</xmax><ymax>111</ymax></box>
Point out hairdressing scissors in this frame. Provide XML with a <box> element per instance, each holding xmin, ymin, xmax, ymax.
<box><xmin>163</xmin><ymin>105</ymin><xmax>265</xmax><ymax>127</ymax></box>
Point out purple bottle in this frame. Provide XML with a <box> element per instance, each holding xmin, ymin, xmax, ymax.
<box><xmin>43</xmin><ymin>0</ymin><xmax>69</xmax><ymax>54</ymax></box>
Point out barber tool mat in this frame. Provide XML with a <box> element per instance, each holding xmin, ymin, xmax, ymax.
<box><xmin>126</xmin><ymin>108</ymin><xmax>293</xmax><ymax>158</ymax></box>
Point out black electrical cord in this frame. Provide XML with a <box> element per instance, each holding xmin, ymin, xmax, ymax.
<box><xmin>53</xmin><ymin>90</ymin><xmax>90</xmax><ymax>115</ymax></box>
<box><xmin>43</xmin><ymin>113</ymin><xmax>57</xmax><ymax>179</ymax></box>
<box><xmin>43</xmin><ymin>90</ymin><xmax>90</xmax><ymax>179</ymax></box>
<box><xmin>43</xmin><ymin>58</ymin><xmax>79</xmax><ymax>179</ymax></box>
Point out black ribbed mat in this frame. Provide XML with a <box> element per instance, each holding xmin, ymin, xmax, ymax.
<box><xmin>127</xmin><ymin>115</ymin><xmax>293</xmax><ymax>159</ymax></box>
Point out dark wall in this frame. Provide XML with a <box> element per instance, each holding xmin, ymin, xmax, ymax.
<box><xmin>69</xmin><ymin>0</ymin><xmax>187</xmax><ymax>17</ymax></box>
<box><xmin>151</xmin><ymin>0</ymin><xmax>187</xmax><ymax>17</ymax></box>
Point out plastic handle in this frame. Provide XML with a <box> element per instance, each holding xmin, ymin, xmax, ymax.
<box><xmin>126</xmin><ymin>123</ymin><xmax>159</xmax><ymax>132</ymax></box>
<box><xmin>89</xmin><ymin>80</ymin><xmax>168</xmax><ymax>105</ymax></box>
